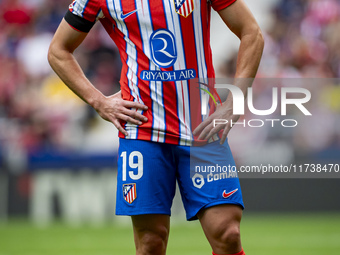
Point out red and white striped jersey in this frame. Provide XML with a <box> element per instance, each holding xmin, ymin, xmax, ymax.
<box><xmin>65</xmin><ymin>0</ymin><xmax>237</xmax><ymax>146</ymax></box>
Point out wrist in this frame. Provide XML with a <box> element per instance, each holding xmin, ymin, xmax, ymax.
<box><xmin>87</xmin><ymin>93</ymin><xmax>106</xmax><ymax>111</ymax></box>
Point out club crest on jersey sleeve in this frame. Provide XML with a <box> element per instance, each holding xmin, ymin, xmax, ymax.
<box><xmin>173</xmin><ymin>0</ymin><xmax>194</xmax><ymax>18</ymax></box>
<box><xmin>123</xmin><ymin>183</ymin><xmax>137</xmax><ymax>204</ymax></box>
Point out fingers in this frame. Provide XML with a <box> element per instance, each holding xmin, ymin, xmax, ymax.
<box><xmin>197</xmin><ymin>123</ymin><xmax>224</xmax><ymax>141</ymax></box>
<box><xmin>206</xmin><ymin>125</ymin><xmax>224</xmax><ymax>141</ymax></box>
<box><xmin>193</xmin><ymin>118</ymin><xmax>232</xmax><ymax>143</ymax></box>
<box><xmin>193</xmin><ymin>122</ymin><xmax>205</xmax><ymax>137</ymax></box>
<box><xmin>220</xmin><ymin>126</ymin><xmax>231</xmax><ymax>144</ymax></box>
<box><xmin>123</xmin><ymin>100</ymin><xmax>148</xmax><ymax>111</ymax></box>
<box><xmin>193</xmin><ymin>116</ymin><xmax>212</xmax><ymax>136</ymax></box>
<box><xmin>197</xmin><ymin>123</ymin><xmax>213</xmax><ymax>140</ymax></box>
<box><xmin>121</xmin><ymin>108</ymin><xmax>148</xmax><ymax>122</ymax></box>
<box><xmin>110</xmin><ymin>112</ymin><xmax>145</xmax><ymax>137</ymax></box>
<box><xmin>117</xmin><ymin>113</ymin><xmax>143</xmax><ymax>126</ymax></box>
<box><xmin>112</xmin><ymin>119</ymin><xmax>129</xmax><ymax>136</ymax></box>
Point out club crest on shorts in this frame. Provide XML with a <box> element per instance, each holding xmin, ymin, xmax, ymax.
<box><xmin>123</xmin><ymin>184</ymin><xmax>137</xmax><ymax>204</ymax></box>
<box><xmin>173</xmin><ymin>0</ymin><xmax>194</xmax><ymax>18</ymax></box>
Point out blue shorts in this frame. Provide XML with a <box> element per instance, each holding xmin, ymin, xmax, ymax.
<box><xmin>116</xmin><ymin>138</ymin><xmax>244</xmax><ymax>221</ymax></box>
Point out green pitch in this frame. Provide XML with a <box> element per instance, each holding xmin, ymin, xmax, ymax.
<box><xmin>0</xmin><ymin>213</ymin><xmax>340</xmax><ymax>255</ymax></box>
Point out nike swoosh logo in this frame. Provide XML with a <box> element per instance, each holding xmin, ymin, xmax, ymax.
<box><xmin>120</xmin><ymin>9</ymin><xmax>138</xmax><ymax>20</ymax></box>
<box><xmin>222</xmin><ymin>188</ymin><xmax>238</xmax><ymax>198</ymax></box>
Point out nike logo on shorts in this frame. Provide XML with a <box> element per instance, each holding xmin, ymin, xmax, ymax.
<box><xmin>222</xmin><ymin>188</ymin><xmax>238</xmax><ymax>198</ymax></box>
<box><xmin>121</xmin><ymin>10</ymin><xmax>138</xmax><ymax>20</ymax></box>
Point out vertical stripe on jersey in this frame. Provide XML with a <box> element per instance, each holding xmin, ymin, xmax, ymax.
<box><xmin>72</xmin><ymin>0</ymin><xmax>88</xmax><ymax>17</ymax></box>
<box><xmin>106</xmin><ymin>0</ymin><xmax>143</xmax><ymax>139</ymax></box>
<box><xmin>177</xmin><ymin>6</ymin><xmax>201</xmax><ymax>146</ymax></box>
<box><xmin>150</xmin><ymin>76</ymin><xmax>166</xmax><ymax>143</ymax></box>
<box><xmin>132</xmin><ymin>0</ymin><xmax>153</xmax><ymax>141</ymax></box>
<box><xmin>81</xmin><ymin>0</ymin><xmax>90</xmax><ymax>16</ymax></box>
<box><xmin>149</xmin><ymin>1</ymin><xmax>180</xmax><ymax>145</ymax></box>
<box><xmin>192</xmin><ymin>0</ymin><xmax>207</xmax><ymax>83</ymax></box>
<box><xmin>71</xmin><ymin>0</ymin><xmax>100</xmax><ymax>22</ymax></box>
<box><xmin>163</xmin><ymin>0</ymin><xmax>192</xmax><ymax>146</ymax></box>
<box><xmin>135</xmin><ymin>0</ymin><xmax>166</xmax><ymax>143</ymax></box>
<box><xmin>147</xmin><ymin>1</ymin><xmax>166</xmax><ymax>143</ymax></box>
<box><xmin>192</xmin><ymin>0</ymin><xmax>218</xmax><ymax>142</ymax></box>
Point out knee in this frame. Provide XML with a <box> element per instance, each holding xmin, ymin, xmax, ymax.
<box><xmin>222</xmin><ymin>226</ymin><xmax>241</xmax><ymax>247</ymax></box>
<box><xmin>215</xmin><ymin>225</ymin><xmax>241</xmax><ymax>251</ymax></box>
<box><xmin>137</xmin><ymin>226</ymin><xmax>169</xmax><ymax>255</ymax></box>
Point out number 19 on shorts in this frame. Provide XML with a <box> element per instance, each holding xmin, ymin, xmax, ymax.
<box><xmin>120</xmin><ymin>151</ymin><xmax>144</xmax><ymax>181</ymax></box>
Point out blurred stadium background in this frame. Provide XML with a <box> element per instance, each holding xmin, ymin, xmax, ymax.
<box><xmin>0</xmin><ymin>0</ymin><xmax>340</xmax><ymax>254</ymax></box>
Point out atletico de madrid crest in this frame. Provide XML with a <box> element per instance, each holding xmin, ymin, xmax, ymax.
<box><xmin>174</xmin><ymin>0</ymin><xmax>194</xmax><ymax>18</ymax></box>
<box><xmin>123</xmin><ymin>184</ymin><xmax>137</xmax><ymax>204</ymax></box>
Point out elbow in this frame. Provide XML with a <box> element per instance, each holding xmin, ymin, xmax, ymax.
<box><xmin>47</xmin><ymin>42</ymin><xmax>65</xmax><ymax>70</ymax></box>
<box><xmin>256</xmin><ymin>27</ymin><xmax>265</xmax><ymax>51</ymax></box>
<box><xmin>47</xmin><ymin>44</ymin><xmax>56</xmax><ymax>68</ymax></box>
<box><xmin>241</xmin><ymin>24</ymin><xmax>265</xmax><ymax>50</ymax></box>
<box><xmin>252</xmin><ymin>25</ymin><xmax>264</xmax><ymax>53</ymax></box>
<box><xmin>243</xmin><ymin>25</ymin><xmax>265</xmax><ymax>59</ymax></box>
<box><xmin>248</xmin><ymin>25</ymin><xmax>264</xmax><ymax>49</ymax></box>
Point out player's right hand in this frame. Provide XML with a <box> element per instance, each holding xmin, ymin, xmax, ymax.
<box><xmin>94</xmin><ymin>91</ymin><xmax>148</xmax><ymax>136</ymax></box>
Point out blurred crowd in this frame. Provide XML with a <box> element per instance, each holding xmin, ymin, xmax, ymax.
<box><xmin>0</xmin><ymin>0</ymin><xmax>121</xmax><ymax>169</ymax></box>
<box><xmin>223</xmin><ymin>0</ymin><xmax>340</xmax><ymax>164</ymax></box>
<box><xmin>222</xmin><ymin>0</ymin><xmax>340</xmax><ymax>78</ymax></box>
<box><xmin>0</xmin><ymin>0</ymin><xmax>339</xmax><ymax>171</ymax></box>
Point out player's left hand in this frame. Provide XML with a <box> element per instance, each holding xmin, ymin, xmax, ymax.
<box><xmin>193</xmin><ymin>103</ymin><xmax>240</xmax><ymax>144</ymax></box>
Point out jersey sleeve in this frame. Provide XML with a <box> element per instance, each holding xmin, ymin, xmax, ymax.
<box><xmin>64</xmin><ymin>0</ymin><xmax>102</xmax><ymax>33</ymax></box>
<box><xmin>211</xmin><ymin>0</ymin><xmax>237</xmax><ymax>12</ymax></box>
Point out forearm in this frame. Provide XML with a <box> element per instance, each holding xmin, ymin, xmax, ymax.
<box><xmin>47</xmin><ymin>19</ymin><xmax>147</xmax><ymax>134</ymax></box>
<box><xmin>224</xmin><ymin>29</ymin><xmax>264</xmax><ymax>108</ymax></box>
<box><xmin>48</xmin><ymin>46</ymin><xmax>105</xmax><ymax>109</ymax></box>
<box><xmin>218</xmin><ymin>0</ymin><xmax>264</xmax><ymax>100</ymax></box>
<box><xmin>232</xmin><ymin>31</ymin><xmax>263</xmax><ymax>106</ymax></box>
<box><xmin>235</xmin><ymin>28</ymin><xmax>264</xmax><ymax>81</ymax></box>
